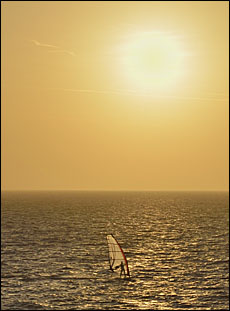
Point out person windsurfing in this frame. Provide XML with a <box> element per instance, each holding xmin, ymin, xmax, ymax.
<box><xmin>120</xmin><ymin>261</ymin><xmax>126</xmax><ymax>278</ymax></box>
<box><xmin>114</xmin><ymin>261</ymin><xmax>126</xmax><ymax>277</ymax></box>
<box><xmin>107</xmin><ymin>234</ymin><xmax>130</xmax><ymax>278</ymax></box>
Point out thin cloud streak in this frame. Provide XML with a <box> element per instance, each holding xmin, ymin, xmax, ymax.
<box><xmin>50</xmin><ymin>88</ymin><xmax>133</xmax><ymax>96</ymax></box>
<box><xmin>31</xmin><ymin>40</ymin><xmax>75</xmax><ymax>56</ymax></box>
<box><xmin>50</xmin><ymin>88</ymin><xmax>229</xmax><ymax>102</ymax></box>
<box><xmin>31</xmin><ymin>40</ymin><xmax>59</xmax><ymax>49</ymax></box>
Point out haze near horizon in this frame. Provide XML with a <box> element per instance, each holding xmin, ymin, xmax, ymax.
<box><xmin>1</xmin><ymin>1</ymin><xmax>229</xmax><ymax>191</ymax></box>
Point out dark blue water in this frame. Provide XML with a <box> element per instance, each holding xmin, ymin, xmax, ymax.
<box><xmin>1</xmin><ymin>191</ymin><xmax>229</xmax><ymax>310</ymax></box>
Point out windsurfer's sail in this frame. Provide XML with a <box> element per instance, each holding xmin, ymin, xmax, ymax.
<box><xmin>106</xmin><ymin>234</ymin><xmax>130</xmax><ymax>277</ymax></box>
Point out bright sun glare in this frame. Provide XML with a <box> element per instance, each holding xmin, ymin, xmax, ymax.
<box><xmin>120</xmin><ymin>32</ymin><xmax>187</xmax><ymax>93</ymax></box>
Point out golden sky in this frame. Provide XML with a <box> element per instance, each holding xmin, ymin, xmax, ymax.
<box><xmin>1</xmin><ymin>1</ymin><xmax>229</xmax><ymax>191</ymax></box>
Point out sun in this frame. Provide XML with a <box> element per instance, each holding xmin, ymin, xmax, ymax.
<box><xmin>119</xmin><ymin>32</ymin><xmax>187</xmax><ymax>94</ymax></box>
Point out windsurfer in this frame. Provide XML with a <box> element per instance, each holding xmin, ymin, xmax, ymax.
<box><xmin>107</xmin><ymin>235</ymin><xmax>130</xmax><ymax>278</ymax></box>
<box><xmin>120</xmin><ymin>261</ymin><xmax>126</xmax><ymax>278</ymax></box>
<box><xmin>114</xmin><ymin>262</ymin><xmax>126</xmax><ymax>277</ymax></box>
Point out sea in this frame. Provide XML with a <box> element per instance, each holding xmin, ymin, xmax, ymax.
<box><xmin>1</xmin><ymin>191</ymin><xmax>229</xmax><ymax>310</ymax></box>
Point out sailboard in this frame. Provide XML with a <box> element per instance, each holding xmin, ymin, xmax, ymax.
<box><xmin>106</xmin><ymin>234</ymin><xmax>130</xmax><ymax>277</ymax></box>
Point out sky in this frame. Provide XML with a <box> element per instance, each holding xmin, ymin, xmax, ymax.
<box><xmin>1</xmin><ymin>1</ymin><xmax>229</xmax><ymax>191</ymax></box>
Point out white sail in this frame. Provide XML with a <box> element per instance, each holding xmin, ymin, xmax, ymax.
<box><xmin>106</xmin><ymin>234</ymin><xmax>130</xmax><ymax>276</ymax></box>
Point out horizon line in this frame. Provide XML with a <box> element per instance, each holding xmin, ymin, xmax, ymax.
<box><xmin>1</xmin><ymin>189</ymin><xmax>229</xmax><ymax>192</ymax></box>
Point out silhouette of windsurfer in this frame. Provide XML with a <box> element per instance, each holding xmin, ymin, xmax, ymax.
<box><xmin>114</xmin><ymin>261</ymin><xmax>126</xmax><ymax>277</ymax></box>
<box><xmin>120</xmin><ymin>261</ymin><xmax>126</xmax><ymax>277</ymax></box>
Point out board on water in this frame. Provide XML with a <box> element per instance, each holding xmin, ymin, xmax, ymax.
<box><xmin>106</xmin><ymin>234</ymin><xmax>130</xmax><ymax>277</ymax></box>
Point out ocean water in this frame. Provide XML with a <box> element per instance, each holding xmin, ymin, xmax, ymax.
<box><xmin>1</xmin><ymin>191</ymin><xmax>229</xmax><ymax>310</ymax></box>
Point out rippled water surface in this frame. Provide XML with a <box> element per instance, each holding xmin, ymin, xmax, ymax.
<box><xmin>1</xmin><ymin>191</ymin><xmax>229</xmax><ymax>310</ymax></box>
